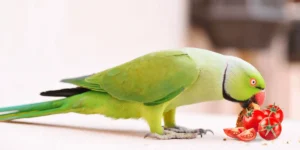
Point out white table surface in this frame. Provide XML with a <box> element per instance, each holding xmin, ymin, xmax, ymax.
<box><xmin>0</xmin><ymin>112</ymin><xmax>299</xmax><ymax>150</ymax></box>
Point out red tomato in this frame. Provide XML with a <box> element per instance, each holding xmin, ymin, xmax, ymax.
<box><xmin>258</xmin><ymin>117</ymin><xmax>282</xmax><ymax>140</ymax></box>
<box><xmin>262</xmin><ymin>103</ymin><xmax>284</xmax><ymax>123</ymax></box>
<box><xmin>242</xmin><ymin>109</ymin><xmax>265</xmax><ymax>132</ymax></box>
<box><xmin>223</xmin><ymin>127</ymin><xmax>246</xmax><ymax>138</ymax></box>
<box><xmin>236</xmin><ymin>128</ymin><xmax>257</xmax><ymax>142</ymax></box>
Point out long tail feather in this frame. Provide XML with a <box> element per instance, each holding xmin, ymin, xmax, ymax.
<box><xmin>0</xmin><ymin>98</ymin><xmax>69</xmax><ymax>121</ymax></box>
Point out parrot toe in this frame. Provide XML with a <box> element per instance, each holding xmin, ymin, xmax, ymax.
<box><xmin>197</xmin><ymin>128</ymin><xmax>214</xmax><ymax>137</ymax></box>
<box><xmin>163</xmin><ymin>126</ymin><xmax>214</xmax><ymax>137</ymax></box>
<box><xmin>144</xmin><ymin>130</ymin><xmax>197</xmax><ymax>140</ymax></box>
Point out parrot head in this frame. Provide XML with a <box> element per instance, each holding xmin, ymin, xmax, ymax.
<box><xmin>223</xmin><ymin>56</ymin><xmax>266</xmax><ymax>108</ymax></box>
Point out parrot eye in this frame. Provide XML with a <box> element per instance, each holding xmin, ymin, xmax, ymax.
<box><xmin>250</xmin><ymin>78</ymin><xmax>257</xmax><ymax>86</ymax></box>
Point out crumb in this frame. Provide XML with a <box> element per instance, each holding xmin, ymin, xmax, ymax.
<box><xmin>286</xmin><ymin>141</ymin><xmax>289</xmax><ymax>144</ymax></box>
<box><xmin>262</xmin><ymin>143</ymin><xmax>267</xmax><ymax>146</ymax></box>
<box><xmin>223</xmin><ymin>138</ymin><xmax>227</xmax><ymax>141</ymax></box>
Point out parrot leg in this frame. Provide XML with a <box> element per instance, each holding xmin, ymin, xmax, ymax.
<box><xmin>162</xmin><ymin>109</ymin><xmax>214</xmax><ymax>137</ymax></box>
<box><xmin>143</xmin><ymin>107</ymin><xmax>198</xmax><ymax>140</ymax></box>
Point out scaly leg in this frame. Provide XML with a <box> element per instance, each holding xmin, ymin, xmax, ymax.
<box><xmin>163</xmin><ymin>109</ymin><xmax>214</xmax><ymax>137</ymax></box>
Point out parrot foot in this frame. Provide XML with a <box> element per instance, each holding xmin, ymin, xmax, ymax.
<box><xmin>144</xmin><ymin>130</ymin><xmax>197</xmax><ymax>140</ymax></box>
<box><xmin>163</xmin><ymin>126</ymin><xmax>214</xmax><ymax>138</ymax></box>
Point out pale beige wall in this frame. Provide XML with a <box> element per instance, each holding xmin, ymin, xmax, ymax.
<box><xmin>0</xmin><ymin>0</ymin><xmax>189</xmax><ymax>106</ymax></box>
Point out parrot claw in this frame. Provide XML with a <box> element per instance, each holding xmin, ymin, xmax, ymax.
<box><xmin>197</xmin><ymin>129</ymin><xmax>214</xmax><ymax>137</ymax></box>
<box><xmin>144</xmin><ymin>130</ymin><xmax>197</xmax><ymax>140</ymax></box>
<box><xmin>163</xmin><ymin>126</ymin><xmax>214</xmax><ymax>138</ymax></box>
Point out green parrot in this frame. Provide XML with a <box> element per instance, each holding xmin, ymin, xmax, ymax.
<box><xmin>0</xmin><ymin>47</ymin><xmax>266</xmax><ymax>140</ymax></box>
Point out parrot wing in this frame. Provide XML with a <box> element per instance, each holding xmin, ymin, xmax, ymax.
<box><xmin>60</xmin><ymin>75</ymin><xmax>106</xmax><ymax>92</ymax></box>
<box><xmin>61</xmin><ymin>50</ymin><xmax>199</xmax><ymax>106</ymax></box>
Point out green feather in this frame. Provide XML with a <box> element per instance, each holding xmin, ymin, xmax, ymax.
<box><xmin>0</xmin><ymin>99</ymin><xmax>67</xmax><ymax>121</ymax></box>
<box><xmin>61</xmin><ymin>75</ymin><xmax>105</xmax><ymax>92</ymax></box>
<box><xmin>60</xmin><ymin>50</ymin><xmax>199</xmax><ymax>105</ymax></box>
<box><xmin>144</xmin><ymin>87</ymin><xmax>185</xmax><ymax>106</ymax></box>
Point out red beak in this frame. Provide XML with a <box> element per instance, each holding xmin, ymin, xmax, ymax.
<box><xmin>253</xmin><ymin>90</ymin><xmax>265</xmax><ymax>106</ymax></box>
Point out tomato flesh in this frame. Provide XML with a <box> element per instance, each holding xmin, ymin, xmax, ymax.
<box><xmin>258</xmin><ymin>117</ymin><xmax>282</xmax><ymax>140</ymax></box>
<box><xmin>223</xmin><ymin>127</ymin><xmax>246</xmax><ymax>138</ymax></box>
<box><xmin>236</xmin><ymin>128</ymin><xmax>257</xmax><ymax>142</ymax></box>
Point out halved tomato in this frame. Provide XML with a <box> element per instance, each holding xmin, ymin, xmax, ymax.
<box><xmin>223</xmin><ymin>127</ymin><xmax>246</xmax><ymax>138</ymax></box>
<box><xmin>236</xmin><ymin>128</ymin><xmax>257</xmax><ymax>142</ymax></box>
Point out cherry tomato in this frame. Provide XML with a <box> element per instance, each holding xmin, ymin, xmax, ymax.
<box><xmin>242</xmin><ymin>109</ymin><xmax>265</xmax><ymax>132</ymax></box>
<box><xmin>236</xmin><ymin>128</ymin><xmax>257</xmax><ymax>142</ymax></box>
<box><xmin>258</xmin><ymin>117</ymin><xmax>282</xmax><ymax>140</ymax></box>
<box><xmin>262</xmin><ymin>103</ymin><xmax>284</xmax><ymax>123</ymax></box>
<box><xmin>223</xmin><ymin>127</ymin><xmax>246</xmax><ymax>138</ymax></box>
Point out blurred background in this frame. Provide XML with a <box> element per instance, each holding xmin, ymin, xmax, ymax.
<box><xmin>0</xmin><ymin>0</ymin><xmax>299</xmax><ymax>120</ymax></box>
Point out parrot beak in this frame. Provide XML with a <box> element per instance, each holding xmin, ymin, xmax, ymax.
<box><xmin>252</xmin><ymin>90</ymin><xmax>265</xmax><ymax>106</ymax></box>
<box><xmin>239</xmin><ymin>90</ymin><xmax>265</xmax><ymax>108</ymax></box>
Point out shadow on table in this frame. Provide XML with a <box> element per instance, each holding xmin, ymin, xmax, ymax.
<box><xmin>2</xmin><ymin>120</ymin><xmax>146</xmax><ymax>138</ymax></box>
<box><xmin>2</xmin><ymin>121</ymin><xmax>265</xmax><ymax>142</ymax></box>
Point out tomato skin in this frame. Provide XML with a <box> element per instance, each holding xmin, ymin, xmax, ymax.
<box><xmin>258</xmin><ymin>117</ymin><xmax>282</xmax><ymax>140</ymax></box>
<box><xmin>223</xmin><ymin>127</ymin><xmax>246</xmax><ymax>138</ymax></box>
<box><xmin>236</xmin><ymin>128</ymin><xmax>257</xmax><ymax>142</ymax></box>
<box><xmin>263</xmin><ymin>104</ymin><xmax>284</xmax><ymax>123</ymax></box>
<box><xmin>242</xmin><ymin>109</ymin><xmax>265</xmax><ymax>132</ymax></box>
